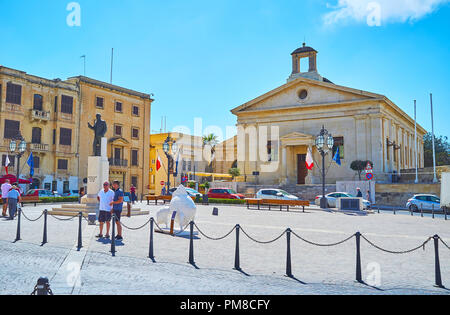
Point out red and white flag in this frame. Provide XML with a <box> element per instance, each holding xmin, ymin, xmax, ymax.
<box><xmin>306</xmin><ymin>148</ymin><xmax>314</xmax><ymax>170</ymax></box>
<box><xmin>4</xmin><ymin>155</ymin><xmax>10</xmax><ymax>175</ymax></box>
<box><xmin>156</xmin><ymin>155</ymin><xmax>162</xmax><ymax>171</ymax></box>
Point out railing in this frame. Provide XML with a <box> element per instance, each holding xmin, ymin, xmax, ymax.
<box><xmin>109</xmin><ymin>158</ymin><xmax>128</xmax><ymax>167</ymax></box>
<box><xmin>30</xmin><ymin>109</ymin><xmax>51</xmax><ymax>121</ymax></box>
<box><xmin>29</xmin><ymin>143</ymin><xmax>49</xmax><ymax>152</ymax></box>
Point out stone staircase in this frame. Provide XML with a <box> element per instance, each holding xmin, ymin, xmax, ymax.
<box><xmin>49</xmin><ymin>203</ymin><xmax>149</xmax><ymax>217</ymax></box>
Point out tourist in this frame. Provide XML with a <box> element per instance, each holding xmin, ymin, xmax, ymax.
<box><xmin>161</xmin><ymin>186</ymin><xmax>167</xmax><ymax>196</ymax></box>
<box><xmin>130</xmin><ymin>184</ymin><xmax>136</xmax><ymax>204</ymax></box>
<box><xmin>356</xmin><ymin>188</ymin><xmax>363</xmax><ymax>198</ymax></box>
<box><xmin>110</xmin><ymin>181</ymin><xmax>124</xmax><ymax>241</ymax></box>
<box><xmin>96</xmin><ymin>182</ymin><xmax>115</xmax><ymax>239</ymax></box>
<box><xmin>367</xmin><ymin>190</ymin><xmax>372</xmax><ymax>204</ymax></box>
<box><xmin>7</xmin><ymin>185</ymin><xmax>21</xmax><ymax>220</ymax></box>
<box><xmin>1</xmin><ymin>179</ymin><xmax>11</xmax><ymax>217</ymax></box>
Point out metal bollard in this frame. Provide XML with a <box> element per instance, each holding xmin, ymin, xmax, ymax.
<box><xmin>421</xmin><ymin>205</ymin><xmax>424</xmax><ymax>218</ymax></box>
<box><xmin>188</xmin><ymin>221</ymin><xmax>195</xmax><ymax>265</ymax></box>
<box><xmin>111</xmin><ymin>215</ymin><xmax>116</xmax><ymax>256</ymax></box>
<box><xmin>378</xmin><ymin>207</ymin><xmax>380</xmax><ymax>214</ymax></box>
<box><xmin>42</xmin><ymin>210</ymin><xmax>48</xmax><ymax>246</ymax></box>
<box><xmin>15</xmin><ymin>207</ymin><xmax>22</xmax><ymax>242</ymax></box>
<box><xmin>432</xmin><ymin>204</ymin><xmax>435</xmax><ymax>219</ymax></box>
<box><xmin>355</xmin><ymin>232</ymin><xmax>363</xmax><ymax>283</ymax></box>
<box><xmin>149</xmin><ymin>218</ymin><xmax>155</xmax><ymax>261</ymax></box>
<box><xmin>286</xmin><ymin>229</ymin><xmax>293</xmax><ymax>278</ymax></box>
<box><xmin>433</xmin><ymin>235</ymin><xmax>443</xmax><ymax>288</ymax></box>
<box><xmin>34</xmin><ymin>277</ymin><xmax>52</xmax><ymax>295</ymax></box>
<box><xmin>393</xmin><ymin>208</ymin><xmax>396</xmax><ymax>215</ymax></box>
<box><xmin>77</xmin><ymin>212</ymin><xmax>83</xmax><ymax>250</ymax></box>
<box><xmin>445</xmin><ymin>208</ymin><xmax>448</xmax><ymax>221</ymax></box>
<box><xmin>234</xmin><ymin>225</ymin><xmax>241</xmax><ymax>271</ymax></box>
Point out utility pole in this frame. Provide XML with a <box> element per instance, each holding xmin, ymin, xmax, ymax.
<box><xmin>430</xmin><ymin>93</ymin><xmax>438</xmax><ymax>183</ymax></box>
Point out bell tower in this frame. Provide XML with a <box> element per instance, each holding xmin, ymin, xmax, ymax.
<box><xmin>288</xmin><ymin>43</ymin><xmax>323</xmax><ymax>82</ymax></box>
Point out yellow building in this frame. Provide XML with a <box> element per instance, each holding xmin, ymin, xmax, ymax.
<box><xmin>149</xmin><ymin>132</ymin><xmax>207</xmax><ymax>195</ymax></box>
<box><xmin>0</xmin><ymin>66</ymin><xmax>153</xmax><ymax>196</ymax></box>
<box><xmin>231</xmin><ymin>44</ymin><xmax>427</xmax><ymax>186</ymax></box>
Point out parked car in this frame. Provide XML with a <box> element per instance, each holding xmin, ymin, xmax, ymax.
<box><xmin>407</xmin><ymin>194</ymin><xmax>441</xmax><ymax>211</ymax></box>
<box><xmin>207</xmin><ymin>188</ymin><xmax>245</xmax><ymax>200</ymax></box>
<box><xmin>25</xmin><ymin>189</ymin><xmax>61</xmax><ymax>198</ymax></box>
<box><xmin>169</xmin><ymin>187</ymin><xmax>202</xmax><ymax>198</ymax></box>
<box><xmin>256</xmin><ymin>189</ymin><xmax>299</xmax><ymax>201</ymax></box>
<box><xmin>315</xmin><ymin>192</ymin><xmax>371</xmax><ymax>209</ymax></box>
<box><xmin>62</xmin><ymin>190</ymin><xmax>80</xmax><ymax>197</ymax></box>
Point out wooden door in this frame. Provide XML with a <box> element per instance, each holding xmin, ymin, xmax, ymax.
<box><xmin>297</xmin><ymin>154</ymin><xmax>308</xmax><ymax>185</ymax></box>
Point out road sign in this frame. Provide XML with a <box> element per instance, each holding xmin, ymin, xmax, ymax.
<box><xmin>365</xmin><ymin>162</ymin><xmax>373</xmax><ymax>171</ymax></box>
<box><xmin>160</xmin><ymin>181</ymin><xmax>165</xmax><ymax>186</ymax></box>
<box><xmin>366</xmin><ymin>173</ymin><xmax>374</xmax><ymax>181</ymax></box>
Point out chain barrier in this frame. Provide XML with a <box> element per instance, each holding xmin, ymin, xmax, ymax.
<box><xmin>240</xmin><ymin>227</ymin><xmax>287</xmax><ymax>244</ymax></box>
<box><xmin>116</xmin><ymin>216</ymin><xmax>152</xmax><ymax>231</ymax></box>
<box><xmin>173</xmin><ymin>223</ymin><xmax>191</xmax><ymax>236</ymax></box>
<box><xmin>49</xmin><ymin>213</ymin><xmax>79</xmax><ymax>221</ymax></box>
<box><xmin>291</xmin><ymin>231</ymin><xmax>355</xmax><ymax>247</ymax></box>
<box><xmin>361</xmin><ymin>235</ymin><xmax>432</xmax><ymax>254</ymax></box>
<box><xmin>439</xmin><ymin>237</ymin><xmax>450</xmax><ymax>250</ymax></box>
<box><xmin>194</xmin><ymin>223</ymin><xmax>236</xmax><ymax>241</ymax></box>
<box><xmin>21</xmin><ymin>210</ymin><xmax>44</xmax><ymax>222</ymax></box>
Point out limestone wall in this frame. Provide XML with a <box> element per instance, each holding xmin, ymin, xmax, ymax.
<box><xmin>375</xmin><ymin>183</ymin><xmax>441</xmax><ymax>207</ymax></box>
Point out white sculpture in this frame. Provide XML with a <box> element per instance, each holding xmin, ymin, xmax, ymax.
<box><xmin>156</xmin><ymin>185</ymin><xmax>197</xmax><ymax>231</ymax></box>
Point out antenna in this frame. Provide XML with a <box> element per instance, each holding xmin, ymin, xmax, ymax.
<box><xmin>110</xmin><ymin>48</ymin><xmax>114</xmax><ymax>84</ymax></box>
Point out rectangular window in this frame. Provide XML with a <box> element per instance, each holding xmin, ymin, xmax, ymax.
<box><xmin>131</xmin><ymin>176</ymin><xmax>138</xmax><ymax>188</ymax></box>
<box><xmin>115</xmin><ymin>101</ymin><xmax>123</xmax><ymax>113</ymax></box>
<box><xmin>59</xmin><ymin>128</ymin><xmax>72</xmax><ymax>146</ymax></box>
<box><xmin>53</xmin><ymin>129</ymin><xmax>56</xmax><ymax>145</ymax></box>
<box><xmin>63</xmin><ymin>181</ymin><xmax>70</xmax><ymax>194</ymax></box>
<box><xmin>333</xmin><ymin>137</ymin><xmax>345</xmax><ymax>160</ymax></box>
<box><xmin>32</xmin><ymin>127</ymin><xmax>42</xmax><ymax>144</ymax></box>
<box><xmin>132</xmin><ymin>128</ymin><xmax>139</xmax><ymax>139</ymax></box>
<box><xmin>54</xmin><ymin>96</ymin><xmax>58</xmax><ymax>112</ymax></box>
<box><xmin>33</xmin><ymin>156</ymin><xmax>40</xmax><ymax>169</ymax></box>
<box><xmin>131</xmin><ymin>149</ymin><xmax>139</xmax><ymax>166</ymax></box>
<box><xmin>114</xmin><ymin>125</ymin><xmax>123</xmax><ymax>136</ymax></box>
<box><xmin>2</xmin><ymin>155</ymin><xmax>15</xmax><ymax>167</ymax></box>
<box><xmin>33</xmin><ymin>94</ymin><xmax>43</xmax><ymax>111</ymax></box>
<box><xmin>387</xmin><ymin>139</ymin><xmax>390</xmax><ymax>161</ymax></box>
<box><xmin>96</xmin><ymin>97</ymin><xmax>104</xmax><ymax>109</ymax></box>
<box><xmin>267</xmin><ymin>141</ymin><xmax>279</xmax><ymax>162</ymax></box>
<box><xmin>58</xmin><ymin>159</ymin><xmax>68</xmax><ymax>170</ymax></box>
<box><xmin>4</xmin><ymin>120</ymin><xmax>20</xmax><ymax>139</ymax></box>
<box><xmin>52</xmin><ymin>181</ymin><xmax>57</xmax><ymax>192</ymax></box>
<box><xmin>132</xmin><ymin>105</ymin><xmax>140</xmax><ymax>116</ymax></box>
<box><xmin>6</xmin><ymin>82</ymin><xmax>22</xmax><ymax>105</ymax></box>
<box><xmin>44</xmin><ymin>183</ymin><xmax>51</xmax><ymax>190</ymax></box>
<box><xmin>61</xmin><ymin>95</ymin><xmax>73</xmax><ymax>114</ymax></box>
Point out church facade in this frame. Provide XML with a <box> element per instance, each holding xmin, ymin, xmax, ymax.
<box><xmin>231</xmin><ymin>44</ymin><xmax>427</xmax><ymax>185</ymax></box>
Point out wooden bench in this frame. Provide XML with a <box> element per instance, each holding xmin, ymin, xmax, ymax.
<box><xmin>21</xmin><ymin>196</ymin><xmax>41</xmax><ymax>207</ymax></box>
<box><xmin>246</xmin><ymin>198</ymin><xmax>310</xmax><ymax>212</ymax></box>
<box><xmin>146</xmin><ymin>195</ymin><xmax>172</xmax><ymax>205</ymax></box>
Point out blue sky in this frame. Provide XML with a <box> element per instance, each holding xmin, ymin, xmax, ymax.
<box><xmin>0</xmin><ymin>0</ymin><xmax>449</xmax><ymax>139</ymax></box>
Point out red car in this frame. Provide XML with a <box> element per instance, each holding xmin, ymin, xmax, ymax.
<box><xmin>207</xmin><ymin>188</ymin><xmax>245</xmax><ymax>200</ymax></box>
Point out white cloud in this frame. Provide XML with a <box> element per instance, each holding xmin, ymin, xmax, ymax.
<box><xmin>324</xmin><ymin>0</ymin><xmax>449</xmax><ymax>25</ymax></box>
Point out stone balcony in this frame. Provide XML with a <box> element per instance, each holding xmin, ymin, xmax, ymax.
<box><xmin>30</xmin><ymin>109</ymin><xmax>51</xmax><ymax>122</ymax></box>
<box><xmin>29</xmin><ymin>143</ymin><xmax>49</xmax><ymax>154</ymax></box>
<box><xmin>4</xmin><ymin>103</ymin><xmax>23</xmax><ymax>114</ymax></box>
<box><xmin>109</xmin><ymin>158</ymin><xmax>128</xmax><ymax>168</ymax></box>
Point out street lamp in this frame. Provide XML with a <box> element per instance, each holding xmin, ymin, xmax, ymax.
<box><xmin>315</xmin><ymin>126</ymin><xmax>334</xmax><ymax>209</ymax></box>
<box><xmin>9</xmin><ymin>134</ymin><xmax>27</xmax><ymax>183</ymax></box>
<box><xmin>162</xmin><ymin>135</ymin><xmax>178</xmax><ymax>194</ymax></box>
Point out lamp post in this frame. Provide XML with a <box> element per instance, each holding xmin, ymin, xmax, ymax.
<box><xmin>315</xmin><ymin>126</ymin><xmax>334</xmax><ymax>209</ymax></box>
<box><xmin>9</xmin><ymin>134</ymin><xmax>27</xmax><ymax>183</ymax></box>
<box><xmin>162</xmin><ymin>135</ymin><xmax>178</xmax><ymax>194</ymax></box>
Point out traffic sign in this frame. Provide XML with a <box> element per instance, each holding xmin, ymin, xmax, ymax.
<box><xmin>366</xmin><ymin>173</ymin><xmax>374</xmax><ymax>181</ymax></box>
<box><xmin>365</xmin><ymin>162</ymin><xmax>373</xmax><ymax>171</ymax></box>
<box><xmin>160</xmin><ymin>181</ymin><xmax>165</xmax><ymax>186</ymax></box>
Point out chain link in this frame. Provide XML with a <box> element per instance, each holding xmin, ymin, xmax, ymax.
<box><xmin>49</xmin><ymin>213</ymin><xmax>79</xmax><ymax>221</ymax></box>
<box><xmin>21</xmin><ymin>210</ymin><xmax>44</xmax><ymax>222</ymax></box>
<box><xmin>240</xmin><ymin>227</ymin><xmax>287</xmax><ymax>244</ymax></box>
<box><xmin>291</xmin><ymin>231</ymin><xmax>355</xmax><ymax>247</ymax></box>
<box><xmin>149</xmin><ymin>218</ymin><xmax>189</xmax><ymax>236</ymax></box>
<box><xmin>194</xmin><ymin>223</ymin><xmax>236</xmax><ymax>241</ymax></box>
<box><xmin>361</xmin><ymin>235</ymin><xmax>432</xmax><ymax>254</ymax></box>
<box><xmin>439</xmin><ymin>237</ymin><xmax>450</xmax><ymax>250</ymax></box>
<box><xmin>117</xmin><ymin>216</ymin><xmax>152</xmax><ymax>231</ymax></box>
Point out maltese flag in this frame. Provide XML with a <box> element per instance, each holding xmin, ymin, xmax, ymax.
<box><xmin>306</xmin><ymin>148</ymin><xmax>314</xmax><ymax>170</ymax></box>
<box><xmin>156</xmin><ymin>155</ymin><xmax>162</xmax><ymax>171</ymax></box>
<box><xmin>4</xmin><ymin>155</ymin><xmax>10</xmax><ymax>175</ymax></box>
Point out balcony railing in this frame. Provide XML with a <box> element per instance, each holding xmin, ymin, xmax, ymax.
<box><xmin>109</xmin><ymin>158</ymin><xmax>128</xmax><ymax>167</ymax></box>
<box><xmin>29</xmin><ymin>143</ymin><xmax>49</xmax><ymax>153</ymax></box>
<box><xmin>30</xmin><ymin>109</ymin><xmax>51</xmax><ymax>121</ymax></box>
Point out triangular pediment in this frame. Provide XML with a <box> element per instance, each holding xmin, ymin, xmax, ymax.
<box><xmin>231</xmin><ymin>76</ymin><xmax>384</xmax><ymax>114</ymax></box>
<box><xmin>280</xmin><ymin>132</ymin><xmax>314</xmax><ymax>140</ymax></box>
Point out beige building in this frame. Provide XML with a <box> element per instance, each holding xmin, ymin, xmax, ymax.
<box><xmin>231</xmin><ymin>44</ymin><xmax>427</xmax><ymax>186</ymax></box>
<box><xmin>0</xmin><ymin>66</ymin><xmax>153</xmax><ymax>196</ymax></box>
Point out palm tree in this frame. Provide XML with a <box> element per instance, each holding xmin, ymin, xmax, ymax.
<box><xmin>202</xmin><ymin>134</ymin><xmax>219</xmax><ymax>173</ymax></box>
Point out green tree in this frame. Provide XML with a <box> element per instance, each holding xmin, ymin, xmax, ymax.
<box><xmin>350</xmin><ymin>160</ymin><xmax>373</xmax><ymax>180</ymax></box>
<box><xmin>228</xmin><ymin>168</ymin><xmax>241</xmax><ymax>181</ymax></box>
<box><xmin>423</xmin><ymin>133</ymin><xmax>450</xmax><ymax>167</ymax></box>
<box><xmin>202</xmin><ymin>133</ymin><xmax>219</xmax><ymax>173</ymax></box>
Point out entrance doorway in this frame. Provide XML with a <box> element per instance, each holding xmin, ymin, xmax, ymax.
<box><xmin>297</xmin><ymin>154</ymin><xmax>308</xmax><ymax>185</ymax></box>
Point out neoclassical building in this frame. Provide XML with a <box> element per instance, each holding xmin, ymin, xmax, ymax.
<box><xmin>231</xmin><ymin>44</ymin><xmax>426</xmax><ymax>185</ymax></box>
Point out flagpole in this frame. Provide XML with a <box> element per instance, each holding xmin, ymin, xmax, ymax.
<box><xmin>430</xmin><ymin>93</ymin><xmax>438</xmax><ymax>183</ymax></box>
<box><xmin>414</xmin><ymin>100</ymin><xmax>418</xmax><ymax>184</ymax></box>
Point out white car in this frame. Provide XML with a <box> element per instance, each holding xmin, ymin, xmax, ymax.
<box><xmin>315</xmin><ymin>192</ymin><xmax>371</xmax><ymax>209</ymax></box>
<box><xmin>256</xmin><ymin>189</ymin><xmax>299</xmax><ymax>201</ymax></box>
<box><xmin>406</xmin><ymin>194</ymin><xmax>441</xmax><ymax>211</ymax></box>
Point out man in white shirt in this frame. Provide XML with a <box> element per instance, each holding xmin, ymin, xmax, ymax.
<box><xmin>96</xmin><ymin>181</ymin><xmax>115</xmax><ymax>238</ymax></box>
<box><xmin>1</xmin><ymin>180</ymin><xmax>12</xmax><ymax>217</ymax></box>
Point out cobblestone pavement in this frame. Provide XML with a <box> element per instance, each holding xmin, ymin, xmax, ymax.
<box><xmin>0</xmin><ymin>203</ymin><xmax>449</xmax><ymax>295</ymax></box>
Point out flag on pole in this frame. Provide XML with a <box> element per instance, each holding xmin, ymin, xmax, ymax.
<box><xmin>156</xmin><ymin>155</ymin><xmax>162</xmax><ymax>171</ymax></box>
<box><xmin>27</xmin><ymin>153</ymin><xmax>34</xmax><ymax>177</ymax></box>
<box><xmin>333</xmin><ymin>147</ymin><xmax>341</xmax><ymax>166</ymax></box>
<box><xmin>4</xmin><ymin>155</ymin><xmax>10</xmax><ymax>175</ymax></box>
<box><xmin>306</xmin><ymin>148</ymin><xmax>314</xmax><ymax>170</ymax></box>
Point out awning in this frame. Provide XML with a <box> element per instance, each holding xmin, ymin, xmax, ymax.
<box><xmin>0</xmin><ymin>175</ymin><xmax>33</xmax><ymax>185</ymax></box>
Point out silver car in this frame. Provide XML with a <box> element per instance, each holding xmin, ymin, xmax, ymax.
<box><xmin>315</xmin><ymin>192</ymin><xmax>371</xmax><ymax>209</ymax></box>
<box><xmin>256</xmin><ymin>189</ymin><xmax>299</xmax><ymax>201</ymax></box>
<box><xmin>406</xmin><ymin>194</ymin><xmax>441</xmax><ymax>211</ymax></box>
